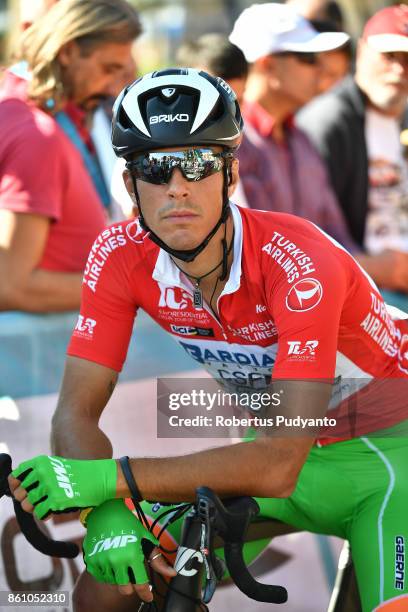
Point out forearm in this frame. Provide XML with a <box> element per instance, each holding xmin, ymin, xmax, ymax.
<box><xmin>51</xmin><ymin>414</ymin><xmax>113</xmax><ymax>458</ymax></box>
<box><xmin>51</xmin><ymin>363</ymin><xmax>118</xmax><ymax>459</ymax></box>
<box><xmin>0</xmin><ymin>269</ymin><xmax>83</xmax><ymax>312</ymax></box>
<box><xmin>117</xmin><ymin>439</ymin><xmax>301</xmax><ymax>502</ymax></box>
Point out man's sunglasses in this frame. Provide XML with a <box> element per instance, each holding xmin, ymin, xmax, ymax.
<box><xmin>276</xmin><ymin>51</ymin><xmax>317</xmax><ymax>65</ymax></box>
<box><xmin>126</xmin><ymin>149</ymin><xmax>232</xmax><ymax>185</ymax></box>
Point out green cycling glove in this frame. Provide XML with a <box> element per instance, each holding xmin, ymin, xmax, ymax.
<box><xmin>83</xmin><ymin>499</ymin><xmax>159</xmax><ymax>585</ymax></box>
<box><xmin>11</xmin><ymin>455</ymin><xmax>117</xmax><ymax>520</ymax></box>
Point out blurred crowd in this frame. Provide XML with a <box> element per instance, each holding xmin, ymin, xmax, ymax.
<box><xmin>0</xmin><ymin>0</ymin><xmax>408</xmax><ymax>313</ymax></box>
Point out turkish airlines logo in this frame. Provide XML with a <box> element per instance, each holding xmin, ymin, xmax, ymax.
<box><xmin>398</xmin><ymin>334</ymin><xmax>408</xmax><ymax>373</ymax></box>
<box><xmin>286</xmin><ymin>278</ymin><xmax>323</xmax><ymax>312</ymax></box>
<box><xmin>126</xmin><ymin>218</ymin><xmax>148</xmax><ymax>244</ymax></box>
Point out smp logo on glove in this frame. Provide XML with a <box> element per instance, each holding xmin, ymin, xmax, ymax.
<box><xmin>89</xmin><ymin>534</ymin><xmax>138</xmax><ymax>557</ymax></box>
<box><xmin>49</xmin><ymin>457</ymin><xmax>75</xmax><ymax>499</ymax></box>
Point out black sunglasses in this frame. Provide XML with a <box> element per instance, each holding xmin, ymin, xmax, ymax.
<box><xmin>126</xmin><ymin>149</ymin><xmax>232</xmax><ymax>185</ymax></box>
<box><xmin>276</xmin><ymin>51</ymin><xmax>317</xmax><ymax>65</ymax></box>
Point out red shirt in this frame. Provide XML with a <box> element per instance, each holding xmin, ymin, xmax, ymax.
<box><xmin>0</xmin><ymin>70</ymin><xmax>105</xmax><ymax>272</ymax></box>
<box><xmin>242</xmin><ymin>100</ymin><xmax>295</xmax><ymax>138</ymax></box>
<box><xmin>68</xmin><ymin>205</ymin><xmax>408</xmax><ymax>440</ymax></box>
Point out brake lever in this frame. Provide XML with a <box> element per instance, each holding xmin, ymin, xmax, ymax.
<box><xmin>197</xmin><ymin>496</ymin><xmax>219</xmax><ymax>604</ymax></box>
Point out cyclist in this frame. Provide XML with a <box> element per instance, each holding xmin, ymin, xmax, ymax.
<box><xmin>9</xmin><ymin>68</ymin><xmax>408</xmax><ymax>612</ymax></box>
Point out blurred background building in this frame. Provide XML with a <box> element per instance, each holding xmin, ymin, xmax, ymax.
<box><xmin>0</xmin><ymin>0</ymin><xmax>401</xmax><ymax>71</ymax></box>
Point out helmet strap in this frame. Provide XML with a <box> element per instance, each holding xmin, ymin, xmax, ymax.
<box><xmin>129</xmin><ymin>162</ymin><xmax>231</xmax><ymax>263</ymax></box>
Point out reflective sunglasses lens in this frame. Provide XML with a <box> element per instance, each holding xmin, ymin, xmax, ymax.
<box><xmin>278</xmin><ymin>51</ymin><xmax>317</xmax><ymax>65</ymax></box>
<box><xmin>127</xmin><ymin>149</ymin><xmax>224</xmax><ymax>184</ymax></box>
<box><xmin>296</xmin><ymin>52</ymin><xmax>317</xmax><ymax>65</ymax></box>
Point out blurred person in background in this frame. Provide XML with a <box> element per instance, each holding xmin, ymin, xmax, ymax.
<box><xmin>229</xmin><ymin>2</ymin><xmax>357</xmax><ymax>249</ymax></box>
<box><xmin>175</xmin><ymin>33</ymin><xmax>251</xmax><ymax>206</ymax></box>
<box><xmin>298</xmin><ymin>5</ymin><xmax>408</xmax><ymax>311</ymax></box>
<box><xmin>286</xmin><ymin>1</ymin><xmax>352</xmax><ymax>94</ymax></box>
<box><xmin>310</xmin><ymin>19</ymin><xmax>352</xmax><ymax>94</ymax></box>
<box><xmin>19</xmin><ymin>0</ymin><xmax>58</xmax><ymax>30</ymax></box>
<box><xmin>92</xmin><ymin>53</ymin><xmax>138</xmax><ymax>221</ymax></box>
<box><xmin>0</xmin><ymin>0</ymin><xmax>141</xmax><ymax>313</ymax></box>
<box><xmin>176</xmin><ymin>33</ymin><xmax>249</xmax><ymax>105</ymax></box>
<box><xmin>18</xmin><ymin>0</ymin><xmax>138</xmax><ymax>222</ymax></box>
<box><xmin>285</xmin><ymin>0</ymin><xmax>345</xmax><ymax>30</ymax></box>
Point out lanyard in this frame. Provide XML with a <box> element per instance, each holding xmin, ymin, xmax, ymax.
<box><xmin>55</xmin><ymin>111</ymin><xmax>111</xmax><ymax>208</ymax></box>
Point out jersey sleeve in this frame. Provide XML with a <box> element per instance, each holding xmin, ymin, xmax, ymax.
<box><xmin>265</xmin><ymin>244</ymin><xmax>348</xmax><ymax>380</ymax></box>
<box><xmin>67</xmin><ymin>226</ymin><xmax>137</xmax><ymax>371</ymax></box>
<box><xmin>0</xmin><ymin>103</ymin><xmax>64</xmax><ymax>220</ymax></box>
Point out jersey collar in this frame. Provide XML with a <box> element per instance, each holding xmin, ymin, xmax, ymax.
<box><xmin>152</xmin><ymin>201</ymin><xmax>243</xmax><ymax>295</ymax></box>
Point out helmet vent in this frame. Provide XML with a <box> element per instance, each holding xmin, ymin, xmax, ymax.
<box><xmin>117</xmin><ymin>106</ymin><xmax>134</xmax><ymax>130</ymax></box>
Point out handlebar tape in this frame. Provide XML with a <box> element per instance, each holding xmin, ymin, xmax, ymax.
<box><xmin>225</xmin><ymin>540</ymin><xmax>288</xmax><ymax>603</ymax></box>
<box><xmin>13</xmin><ymin>499</ymin><xmax>79</xmax><ymax>558</ymax></box>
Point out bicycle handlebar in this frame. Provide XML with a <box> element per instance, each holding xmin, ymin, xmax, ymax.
<box><xmin>196</xmin><ymin>487</ymin><xmax>288</xmax><ymax>604</ymax></box>
<box><xmin>1</xmin><ymin>453</ymin><xmax>287</xmax><ymax>606</ymax></box>
<box><xmin>0</xmin><ymin>454</ymin><xmax>79</xmax><ymax>559</ymax></box>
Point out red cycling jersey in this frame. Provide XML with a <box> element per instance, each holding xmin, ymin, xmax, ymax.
<box><xmin>68</xmin><ymin>204</ymin><xmax>408</xmax><ymax>440</ymax></box>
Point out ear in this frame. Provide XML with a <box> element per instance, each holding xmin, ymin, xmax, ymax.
<box><xmin>355</xmin><ymin>38</ymin><xmax>365</xmax><ymax>62</ymax></box>
<box><xmin>227</xmin><ymin>158</ymin><xmax>239</xmax><ymax>197</ymax></box>
<box><xmin>123</xmin><ymin>169</ymin><xmax>136</xmax><ymax>201</ymax></box>
<box><xmin>257</xmin><ymin>54</ymin><xmax>277</xmax><ymax>74</ymax></box>
<box><xmin>57</xmin><ymin>40</ymin><xmax>79</xmax><ymax>68</ymax></box>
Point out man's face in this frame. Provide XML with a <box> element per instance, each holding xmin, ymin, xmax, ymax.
<box><xmin>59</xmin><ymin>40</ymin><xmax>135</xmax><ymax>110</ymax></box>
<box><xmin>124</xmin><ymin>147</ymin><xmax>238</xmax><ymax>252</ymax></box>
<box><xmin>272</xmin><ymin>53</ymin><xmax>320</xmax><ymax>109</ymax></box>
<box><xmin>227</xmin><ymin>76</ymin><xmax>247</xmax><ymax>106</ymax></box>
<box><xmin>357</xmin><ymin>39</ymin><xmax>408</xmax><ymax>116</ymax></box>
<box><xmin>317</xmin><ymin>49</ymin><xmax>350</xmax><ymax>94</ymax></box>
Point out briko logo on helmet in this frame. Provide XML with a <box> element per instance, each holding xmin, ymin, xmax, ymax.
<box><xmin>149</xmin><ymin>114</ymin><xmax>190</xmax><ymax>125</ymax></box>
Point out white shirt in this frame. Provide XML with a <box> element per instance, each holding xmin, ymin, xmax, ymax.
<box><xmin>364</xmin><ymin>108</ymin><xmax>408</xmax><ymax>254</ymax></box>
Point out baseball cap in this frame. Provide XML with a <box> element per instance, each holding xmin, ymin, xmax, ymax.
<box><xmin>229</xmin><ymin>3</ymin><xmax>350</xmax><ymax>63</ymax></box>
<box><xmin>363</xmin><ymin>4</ymin><xmax>408</xmax><ymax>53</ymax></box>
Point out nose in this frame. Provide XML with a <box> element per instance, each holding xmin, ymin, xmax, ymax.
<box><xmin>105</xmin><ymin>77</ymin><xmax>121</xmax><ymax>99</ymax></box>
<box><xmin>390</xmin><ymin>55</ymin><xmax>408</xmax><ymax>76</ymax></box>
<box><xmin>392</xmin><ymin>61</ymin><xmax>406</xmax><ymax>77</ymax></box>
<box><xmin>166</xmin><ymin>168</ymin><xmax>190</xmax><ymax>199</ymax></box>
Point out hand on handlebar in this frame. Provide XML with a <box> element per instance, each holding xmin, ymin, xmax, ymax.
<box><xmin>84</xmin><ymin>500</ymin><xmax>176</xmax><ymax>602</ymax></box>
<box><xmin>8</xmin><ymin>455</ymin><xmax>117</xmax><ymax>520</ymax></box>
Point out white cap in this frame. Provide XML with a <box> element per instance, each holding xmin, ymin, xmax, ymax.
<box><xmin>229</xmin><ymin>3</ymin><xmax>350</xmax><ymax>63</ymax></box>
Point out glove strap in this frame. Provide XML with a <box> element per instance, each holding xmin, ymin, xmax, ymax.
<box><xmin>119</xmin><ymin>456</ymin><xmax>143</xmax><ymax>502</ymax></box>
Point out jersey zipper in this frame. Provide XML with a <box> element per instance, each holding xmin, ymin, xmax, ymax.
<box><xmin>179</xmin><ymin>276</ymin><xmax>229</xmax><ymax>340</ymax></box>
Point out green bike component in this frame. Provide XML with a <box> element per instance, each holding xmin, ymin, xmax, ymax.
<box><xmin>12</xmin><ymin>455</ymin><xmax>117</xmax><ymax>519</ymax></box>
<box><xmin>83</xmin><ymin>499</ymin><xmax>159</xmax><ymax>585</ymax></box>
